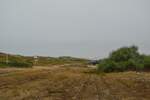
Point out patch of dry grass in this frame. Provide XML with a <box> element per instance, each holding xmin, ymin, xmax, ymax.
<box><xmin>0</xmin><ymin>66</ymin><xmax>150</xmax><ymax>100</ymax></box>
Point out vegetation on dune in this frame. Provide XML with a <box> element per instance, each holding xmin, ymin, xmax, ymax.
<box><xmin>0</xmin><ymin>53</ymin><xmax>88</xmax><ymax>68</ymax></box>
<box><xmin>98</xmin><ymin>46</ymin><xmax>150</xmax><ymax>72</ymax></box>
<box><xmin>36</xmin><ymin>56</ymin><xmax>88</xmax><ymax>66</ymax></box>
<box><xmin>143</xmin><ymin>55</ymin><xmax>150</xmax><ymax>70</ymax></box>
<box><xmin>0</xmin><ymin>53</ymin><xmax>33</xmax><ymax>68</ymax></box>
<box><xmin>0</xmin><ymin>45</ymin><xmax>149</xmax><ymax>70</ymax></box>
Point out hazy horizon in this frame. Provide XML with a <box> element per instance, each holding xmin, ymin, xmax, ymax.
<box><xmin>1</xmin><ymin>0</ymin><xmax>150</xmax><ymax>59</ymax></box>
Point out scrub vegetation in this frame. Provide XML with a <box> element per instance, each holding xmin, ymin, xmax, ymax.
<box><xmin>0</xmin><ymin>46</ymin><xmax>150</xmax><ymax>100</ymax></box>
<box><xmin>0</xmin><ymin>53</ymin><xmax>33</xmax><ymax>68</ymax></box>
<box><xmin>0</xmin><ymin>53</ymin><xmax>88</xmax><ymax>68</ymax></box>
<box><xmin>98</xmin><ymin>46</ymin><xmax>150</xmax><ymax>72</ymax></box>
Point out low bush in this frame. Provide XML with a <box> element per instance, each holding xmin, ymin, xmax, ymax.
<box><xmin>143</xmin><ymin>55</ymin><xmax>150</xmax><ymax>69</ymax></box>
<box><xmin>97</xmin><ymin>46</ymin><xmax>149</xmax><ymax>72</ymax></box>
<box><xmin>0</xmin><ymin>62</ymin><xmax>8</xmax><ymax>68</ymax></box>
<box><xmin>0</xmin><ymin>60</ymin><xmax>32</xmax><ymax>68</ymax></box>
<box><xmin>98</xmin><ymin>59</ymin><xmax>118</xmax><ymax>72</ymax></box>
<box><xmin>8</xmin><ymin>61</ymin><xmax>32</xmax><ymax>68</ymax></box>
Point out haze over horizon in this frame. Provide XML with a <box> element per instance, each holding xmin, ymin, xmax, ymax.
<box><xmin>0</xmin><ymin>0</ymin><xmax>150</xmax><ymax>59</ymax></box>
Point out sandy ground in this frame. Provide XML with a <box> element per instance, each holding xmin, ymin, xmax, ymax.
<box><xmin>0</xmin><ymin>65</ymin><xmax>150</xmax><ymax>100</ymax></box>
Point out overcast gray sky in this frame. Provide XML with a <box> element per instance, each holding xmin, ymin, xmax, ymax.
<box><xmin>0</xmin><ymin>0</ymin><xmax>150</xmax><ymax>59</ymax></box>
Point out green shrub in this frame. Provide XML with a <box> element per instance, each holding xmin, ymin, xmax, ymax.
<box><xmin>8</xmin><ymin>61</ymin><xmax>32</xmax><ymax>68</ymax></box>
<box><xmin>0</xmin><ymin>61</ymin><xmax>32</xmax><ymax>68</ymax></box>
<box><xmin>0</xmin><ymin>62</ymin><xmax>8</xmax><ymax>67</ymax></box>
<box><xmin>143</xmin><ymin>55</ymin><xmax>150</xmax><ymax>69</ymax></box>
<box><xmin>109</xmin><ymin>46</ymin><xmax>140</xmax><ymax>62</ymax></box>
<box><xmin>97</xmin><ymin>46</ymin><xmax>146</xmax><ymax>72</ymax></box>
<box><xmin>98</xmin><ymin>59</ymin><xmax>118</xmax><ymax>72</ymax></box>
<box><xmin>125</xmin><ymin>59</ymin><xmax>144</xmax><ymax>70</ymax></box>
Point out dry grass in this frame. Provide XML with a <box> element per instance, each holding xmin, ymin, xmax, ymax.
<box><xmin>0</xmin><ymin>65</ymin><xmax>150</xmax><ymax>100</ymax></box>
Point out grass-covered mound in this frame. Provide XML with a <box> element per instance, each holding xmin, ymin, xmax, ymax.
<box><xmin>0</xmin><ymin>53</ymin><xmax>89</xmax><ymax>68</ymax></box>
<box><xmin>0</xmin><ymin>53</ymin><xmax>33</xmax><ymax>68</ymax></box>
<box><xmin>35</xmin><ymin>56</ymin><xmax>89</xmax><ymax>66</ymax></box>
<box><xmin>97</xmin><ymin>46</ymin><xmax>150</xmax><ymax>72</ymax></box>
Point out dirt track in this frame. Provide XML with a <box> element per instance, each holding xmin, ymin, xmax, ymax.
<box><xmin>0</xmin><ymin>66</ymin><xmax>150</xmax><ymax>100</ymax></box>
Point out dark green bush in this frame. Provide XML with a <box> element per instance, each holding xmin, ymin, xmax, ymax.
<box><xmin>109</xmin><ymin>46</ymin><xmax>140</xmax><ymax>62</ymax></box>
<box><xmin>125</xmin><ymin>59</ymin><xmax>144</xmax><ymax>71</ymax></box>
<box><xmin>8</xmin><ymin>61</ymin><xmax>32</xmax><ymax>68</ymax></box>
<box><xmin>0</xmin><ymin>62</ymin><xmax>8</xmax><ymax>67</ymax></box>
<box><xmin>143</xmin><ymin>55</ymin><xmax>150</xmax><ymax>69</ymax></box>
<box><xmin>98</xmin><ymin>59</ymin><xmax>118</xmax><ymax>72</ymax></box>
<box><xmin>0</xmin><ymin>61</ymin><xmax>32</xmax><ymax>68</ymax></box>
<box><xmin>97</xmin><ymin>46</ymin><xmax>146</xmax><ymax>72</ymax></box>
